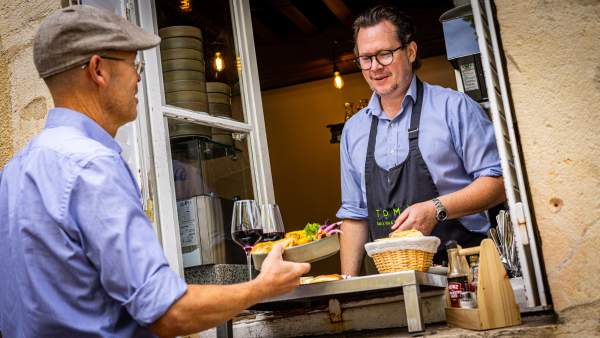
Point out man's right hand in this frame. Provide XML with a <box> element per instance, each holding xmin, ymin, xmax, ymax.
<box><xmin>253</xmin><ymin>243</ymin><xmax>310</xmax><ymax>297</ymax></box>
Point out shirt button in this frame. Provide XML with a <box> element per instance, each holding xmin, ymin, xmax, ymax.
<box><xmin>390</xmin><ymin>149</ymin><xmax>395</xmax><ymax>154</ymax></box>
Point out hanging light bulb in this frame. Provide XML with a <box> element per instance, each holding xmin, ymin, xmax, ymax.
<box><xmin>179</xmin><ymin>0</ymin><xmax>191</xmax><ymax>13</ymax></box>
<box><xmin>333</xmin><ymin>65</ymin><xmax>344</xmax><ymax>90</ymax></box>
<box><xmin>214</xmin><ymin>52</ymin><xmax>224</xmax><ymax>72</ymax></box>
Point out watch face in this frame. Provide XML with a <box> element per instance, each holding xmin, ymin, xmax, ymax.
<box><xmin>438</xmin><ymin>210</ymin><xmax>447</xmax><ymax>221</ymax></box>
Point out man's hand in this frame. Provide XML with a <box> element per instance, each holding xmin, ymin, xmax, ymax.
<box><xmin>391</xmin><ymin>201</ymin><xmax>437</xmax><ymax>235</ymax></box>
<box><xmin>254</xmin><ymin>244</ymin><xmax>310</xmax><ymax>297</ymax></box>
<box><xmin>149</xmin><ymin>244</ymin><xmax>309</xmax><ymax>337</ymax></box>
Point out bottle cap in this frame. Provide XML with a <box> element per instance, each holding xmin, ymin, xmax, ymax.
<box><xmin>445</xmin><ymin>240</ymin><xmax>458</xmax><ymax>250</ymax></box>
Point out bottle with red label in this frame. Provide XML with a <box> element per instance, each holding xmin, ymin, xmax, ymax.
<box><xmin>446</xmin><ymin>241</ymin><xmax>469</xmax><ymax>308</ymax></box>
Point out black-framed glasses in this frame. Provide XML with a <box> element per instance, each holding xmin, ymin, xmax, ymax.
<box><xmin>81</xmin><ymin>54</ymin><xmax>145</xmax><ymax>75</ymax></box>
<box><xmin>354</xmin><ymin>46</ymin><xmax>404</xmax><ymax>70</ymax></box>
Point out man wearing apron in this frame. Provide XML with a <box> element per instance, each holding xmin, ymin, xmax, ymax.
<box><xmin>337</xmin><ymin>5</ymin><xmax>506</xmax><ymax>275</ymax></box>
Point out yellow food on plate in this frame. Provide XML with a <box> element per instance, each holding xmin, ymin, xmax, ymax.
<box><xmin>389</xmin><ymin>228</ymin><xmax>424</xmax><ymax>238</ymax></box>
<box><xmin>251</xmin><ymin>228</ymin><xmax>316</xmax><ymax>254</ymax></box>
<box><xmin>284</xmin><ymin>230</ymin><xmax>307</xmax><ymax>241</ymax></box>
<box><xmin>251</xmin><ymin>237</ymin><xmax>294</xmax><ymax>254</ymax></box>
<box><xmin>300</xmin><ymin>274</ymin><xmax>343</xmax><ymax>284</ymax></box>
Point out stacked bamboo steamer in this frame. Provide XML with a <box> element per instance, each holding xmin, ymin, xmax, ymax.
<box><xmin>160</xmin><ymin>26</ymin><xmax>210</xmax><ymax>138</ymax></box>
<box><xmin>207</xmin><ymin>82</ymin><xmax>234</xmax><ymax>145</ymax></box>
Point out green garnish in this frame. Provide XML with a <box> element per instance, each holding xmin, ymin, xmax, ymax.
<box><xmin>303</xmin><ymin>222</ymin><xmax>320</xmax><ymax>238</ymax></box>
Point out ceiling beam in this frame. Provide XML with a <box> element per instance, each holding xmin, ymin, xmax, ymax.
<box><xmin>321</xmin><ymin>0</ymin><xmax>353</xmax><ymax>26</ymax></box>
<box><xmin>268</xmin><ymin>0</ymin><xmax>317</xmax><ymax>34</ymax></box>
<box><xmin>251</xmin><ymin>16</ymin><xmax>279</xmax><ymax>43</ymax></box>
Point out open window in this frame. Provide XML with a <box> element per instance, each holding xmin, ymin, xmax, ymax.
<box><xmin>82</xmin><ymin>0</ymin><xmax>548</xmax><ymax>313</ymax></box>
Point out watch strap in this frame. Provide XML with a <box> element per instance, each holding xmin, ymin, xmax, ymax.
<box><xmin>432</xmin><ymin>197</ymin><xmax>447</xmax><ymax>221</ymax></box>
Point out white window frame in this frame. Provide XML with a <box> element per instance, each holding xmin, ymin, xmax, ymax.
<box><xmin>136</xmin><ymin>0</ymin><xmax>275</xmax><ymax>275</ymax></box>
<box><xmin>75</xmin><ymin>0</ymin><xmax>161</xmax><ymax>237</ymax></box>
<box><xmin>470</xmin><ymin>0</ymin><xmax>548</xmax><ymax>309</ymax></box>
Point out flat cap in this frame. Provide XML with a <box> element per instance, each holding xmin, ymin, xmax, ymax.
<box><xmin>34</xmin><ymin>5</ymin><xmax>160</xmax><ymax>78</ymax></box>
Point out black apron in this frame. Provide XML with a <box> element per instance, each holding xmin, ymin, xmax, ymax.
<box><xmin>365</xmin><ymin>78</ymin><xmax>485</xmax><ymax>265</ymax></box>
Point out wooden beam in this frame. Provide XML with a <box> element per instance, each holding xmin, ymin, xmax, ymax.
<box><xmin>321</xmin><ymin>0</ymin><xmax>352</xmax><ymax>26</ymax></box>
<box><xmin>251</xmin><ymin>16</ymin><xmax>279</xmax><ymax>43</ymax></box>
<box><xmin>268</xmin><ymin>0</ymin><xmax>317</xmax><ymax>34</ymax></box>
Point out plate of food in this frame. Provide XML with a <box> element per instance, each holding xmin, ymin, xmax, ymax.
<box><xmin>251</xmin><ymin>221</ymin><xmax>341</xmax><ymax>270</ymax></box>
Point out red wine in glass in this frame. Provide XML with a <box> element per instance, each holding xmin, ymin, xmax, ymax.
<box><xmin>261</xmin><ymin>231</ymin><xmax>285</xmax><ymax>242</ymax></box>
<box><xmin>232</xmin><ymin>229</ymin><xmax>264</xmax><ymax>254</ymax></box>
<box><xmin>231</xmin><ymin>200</ymin><xmax>262</xmax><ymax>280</ymax></box>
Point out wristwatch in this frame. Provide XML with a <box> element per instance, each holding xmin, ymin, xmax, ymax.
<box><xmin>432</xmin><ymin>197</ymin><xmax>448</xmax><ymax>222</ymax></box>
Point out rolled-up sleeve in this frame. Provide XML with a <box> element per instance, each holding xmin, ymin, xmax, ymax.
<box><xmin>448</xmin><ymin>94</ymin><xmax>503</xmax><ymax>179</ymax></box>
<box><xmin>336</xmin><ymin>126</ymin><xmax>368</xmax><ymax>220</ymax></box>
<box><xmin>69</xmin><ymin>154</ymin><xmax>187</xmax><ymax>326</ymax></box>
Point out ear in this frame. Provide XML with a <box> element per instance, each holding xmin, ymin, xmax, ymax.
<box><xmin>85</xmin><ymin>55</ymin><xmax>110</xmax><ymax>88</ymax></box>
<box><xmin>407</xmin><ymin>41</ymin><xmax>417</xmax><ymax>64</ymax></box>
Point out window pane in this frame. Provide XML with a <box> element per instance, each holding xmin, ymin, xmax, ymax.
<box><xmin>155</xmin><ymin>0</ymin><xmax>246</xmax><ymax>124</ymax></box>
<box><xmin>168</xmin><ymin>118</ymin><xmax>253</xmax><ymax>282</ymax></box>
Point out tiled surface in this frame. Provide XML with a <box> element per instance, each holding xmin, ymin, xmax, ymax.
<box><xmin>184</xmin><ymin>264</ymin><xmax>249</xmax><ymax>285</ymax></box>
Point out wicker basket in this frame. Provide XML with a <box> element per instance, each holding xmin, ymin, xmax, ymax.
<box><xmin>372</xmin><ymin>249</ymin><xmax>434</xmax><ymax>272</ymax></box>
<box><xmin>365</xmin><ymin>237</ymin><xmax>440</xmax><ymax>273</ymax></box>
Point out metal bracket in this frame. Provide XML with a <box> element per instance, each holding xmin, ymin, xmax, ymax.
<box><xmin>125</xmin><ymin>0</ymin><xmax>134</xmax><ymax>21</ymax></box>
<box><xmin>513</xmin><ymin>202</ymin><xmax>529</xmax><ymax>245</ymax></box>
<box><xmin>403</xmin><ymin>283</ymin><xmax>425</xmax><ymax>333</ymax></box>
<box><xmin>328</xmin><ymin>298</ymin><xmax>343</xmax><ymax>323</ymax></box>
<box><xmin>232</xmin><ymin>132</ymin><xmax>247</xmax><ymax>141</ymax></box>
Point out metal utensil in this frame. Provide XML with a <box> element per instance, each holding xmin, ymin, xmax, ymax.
<box><xmin>496</xmin><ymin>210</ymin><xmax>505</xmax><ymax>246</ymax></box>
<box><xmin>487</xmin><ymin>228</ymin><xmax>503</xmax><ymax>256</ymax></box>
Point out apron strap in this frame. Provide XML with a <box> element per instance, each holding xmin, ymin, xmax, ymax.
<box><xmin>366</xmin><ymin>115</ymin><xmax>379</xmax><ymax>161</ymax></box>
<box><xmin>408</xmin><ymin>78</ymin><xmax>424</xmax><ymax>141</ymax></box>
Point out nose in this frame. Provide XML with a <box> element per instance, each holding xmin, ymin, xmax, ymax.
<box><xmin>370</xmin><ymin>56</ymin><xmax>384</xmax><ymax>71</ymax></box>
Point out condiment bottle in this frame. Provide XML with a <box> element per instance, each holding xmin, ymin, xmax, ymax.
<box><xmin>446</xmin><ymin>241</ymin><xmax>469</xmax><ymax>308</ymax></box>
<box><xmin>469</xmin><ymin>255</ymin><xmax>480</xmax><ymax>292</ymax></box>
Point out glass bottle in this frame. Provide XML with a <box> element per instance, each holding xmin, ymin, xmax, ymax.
<box><xmin>469</xmin><ymin>255</ymin><xmax>480</xmax><ymax>292</ymax></box>
<box><xmin>344</xmin><ymin>102</ymin><xmax>354</xmax><ymax>121</ymax></box>
<box><xmin>447</xmin><ymin>243</ymin><xmax>469</xmax><ymax>308</ymax></box>
<box><xmin>355</xmin><ymin>99</ymin><xmax>368</xmax><ymax>113</ymax></box>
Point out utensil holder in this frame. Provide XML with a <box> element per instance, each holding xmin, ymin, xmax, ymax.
<box><xmin>445</xmin><ymin>239</ymin><xmax>521</xmax><ymax>330</ymax></box>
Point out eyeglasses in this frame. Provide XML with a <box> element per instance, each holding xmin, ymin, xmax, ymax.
<box><xmin>81</xmin><ymin>54</ymin><xmax>145</xmax><ymax>75</ymax></box>
<box><xmin>354</xmin><ymin>46</ymin><xmax>404</xmax><ymax>70</ymax></box>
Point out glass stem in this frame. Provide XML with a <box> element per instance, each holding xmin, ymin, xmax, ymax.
<box><xmin>246</xmin><ymin>254</ymin><xmax>252</xmax><ymax>281</ymax></box>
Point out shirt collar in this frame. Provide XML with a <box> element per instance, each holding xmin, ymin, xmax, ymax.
<box><xmin>365</xmin><ymin>74</ymin><xmax>418</xmax><ymax>120</ymax></box>
<box><xmin>44</xmin><ymin>107</ymin><xmax>122</xmax><ymax>154</ymax></box>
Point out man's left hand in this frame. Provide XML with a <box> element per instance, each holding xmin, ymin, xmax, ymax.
<box><xmin>391</xmin><ymin>201</ymin><xmax>438</xmax><ymax>235</ymax></box>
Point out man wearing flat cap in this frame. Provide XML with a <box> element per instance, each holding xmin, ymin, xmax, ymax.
<box><xmin>0</xmin><ymin>5</ymin><xmax>309</xmax><ymax>338</ymax></box>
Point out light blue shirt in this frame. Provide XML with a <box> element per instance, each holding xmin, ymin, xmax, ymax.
<box><xmin>336</xmin><ymin>76</ymin><xmax>502</xmax><ymax>233</ymax></box>
<box><xmin>0</xmin><ymin>108</ymin><xmax>187</xmax><ymax>337</ymax></box>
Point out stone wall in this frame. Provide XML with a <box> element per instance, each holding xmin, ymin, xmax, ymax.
<box><xmin>495</xmin><ymin>0</ymin><xmax>600</xmax><ymax>319</ymax></box>
<box><xmin>0</xmin><ymin>0</ymin><xmax>59</xmax><ymax>167</ymax></box>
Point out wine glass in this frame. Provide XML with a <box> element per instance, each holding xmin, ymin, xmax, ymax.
<box><xmin>260</xmin><ymin>204</ymin><xmax>286</xmax><ymax>242</ymax></box>
<box><xmin>231</xmin><ymin>200</ymin><xmax>263</xmax><ymax>280</ymax></box>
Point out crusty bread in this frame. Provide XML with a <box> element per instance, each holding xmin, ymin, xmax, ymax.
<box><xmin>389</xmin><ymin>228</ymin><xmax>424</xmax><ymax>238</ymax></box>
